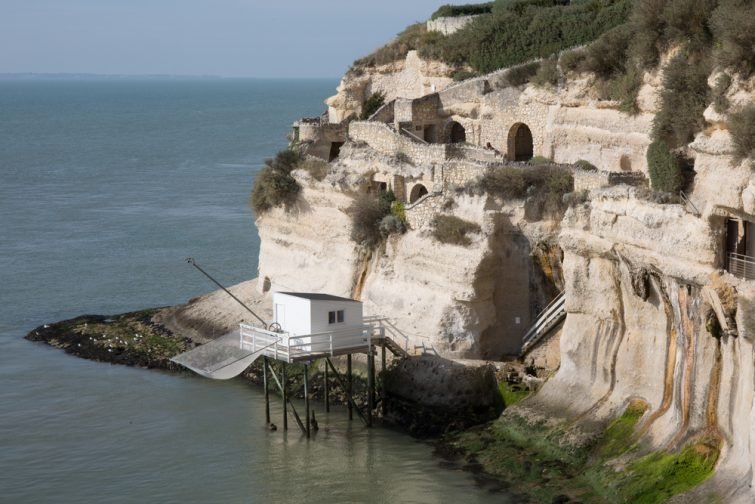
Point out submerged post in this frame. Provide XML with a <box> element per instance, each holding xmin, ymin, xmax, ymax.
<box><xmin>367</xmin><ymin>352</ymin><xmax>374</xmax><ymax>427</ymax></box>
<box><xmin>263</xmin><ymin>356</ymin><xmax>270</xmax><ymax>424</ymax></box>
<box><xmin>347</xmin><ymin>354</ymin><xmax>353</xmax><ymax>421</ymax></box>
<box><xmin>282</xmin><ymin>364</ymin><xmax>288</xmax><ymax>431</ymax></box>
<box><xmin>381</xmin><ymin>344</ymin><xmax>387</xmax><ymax>416</ymax></box>
<box><xmin>304</xmin><ymin>363</ymin><xmax>311</xmax><ymax>439</ymax></box>
<box><xmin>324</xmin><ymin>360</ymin><xmax>330</xmax><ymax>413</ymax></box>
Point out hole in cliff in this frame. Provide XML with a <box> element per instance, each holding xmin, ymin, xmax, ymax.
<box><xmin>507</xmin><ymin>123</ymin><xmax>533</xmax><ymax>161</ymax></box>
<box><xmin>447</xmin><ymin>121</ymin><xmax>466</xmax><ymax>144</ymax></box>
<box><xmin>409</xmin><ymin>184</ymin><xmax>428</xmax><ymax>203</ymax></box>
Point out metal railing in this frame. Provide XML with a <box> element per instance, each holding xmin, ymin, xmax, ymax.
<box><xmin>680</xmin><ymin>190</ymin><xmax>701</xmax><ymax>216</ymax></box>
<box><xmin>521</xmin><ymin>291</ymin><xmax>566</xmax><ymax>355</ymax></box>
<box><xmin>399</xmin><ymin>127</ymin><xmax>429</xmax><ymax>145</ymax></box>
<box><xmin>727</xmin><ymin>252</ymin><xmax>755</xmax><ymax>281</ymax></box>
<box><xmin>240</xmin><ymin>323</ymin><xmax>374</xmax><ymax>363</ymax></box>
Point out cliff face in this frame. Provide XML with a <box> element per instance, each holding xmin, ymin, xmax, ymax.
<box><xmin>259</xmin><ymin>46</ymin><xmax>755</xmax><ymax>499</ymax></box>
<box><xmin>326</xmin><ymin>51</ymin><xmax>456</xmax><ymax>122</ymax></box>
<box><xmin>257</xmin><ymin>145</ymin><xmax>561</xmax><ymax>358</ymax></box>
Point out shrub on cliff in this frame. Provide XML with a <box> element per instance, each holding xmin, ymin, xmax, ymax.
<box><xmin>349</xmin><ymin>190</ymin><xmax>405</xmax><ymax>248</ymax></box>
<box><xmin>360</xmin><ymin>91</ymin><xmax>386</xmax><ymax>120</ymax></box>
<box><xmin>431</xmin><ymin>3</ymin><xmax>493</xmax><ymax>20</ymax></box>
<box><xmin>250</xmin><ymin>150</ymin><xmax>302</xmax><ymax>215</ymax></box>
<box><xmin>432</xmin><ymin>215</ymin><xmax>481</xmax><ymax>246</ymax></box>
<box><xmin>728</xmin><ymin>105</ymin><xmax>755</xmax><ymax>161</ymax></box>
<box><xmin>652</xmin><ymin>51</ymin><xmax>711</xmax><ymax>148</ymax></box>
<box><xmin>646</xmin><ymin>140</ymin><xmax>683</xmax><ymax>194</ymax></box>
<box><xmin>532</xmin><ymin>56</ymin><xmax>559</xmax><ymax>88</ymax></box>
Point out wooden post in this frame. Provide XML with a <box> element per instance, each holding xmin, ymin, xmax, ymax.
<box><xmin>381</xmin><ymin>344</ymin><xmax>387</xmax><ymax>416</ymax></box>
<box><xmin>263</xmin><ymin>356</ymin><xmax>270</xmax><ymax>424</ymax></box>
<box><xmin>367</xmin><ymin>352</ymin><xmax>374</xmax><ymax>427</ymax></box>
<box><xmin>370</xmin><ymin>349</ymin><xmax>377</xmax><ymax>407</ymax></box>
<box><xmin>324</xmin><ymin>360</ymin><xmax>330</xmax><ymax>413</ymax></box>
<box><xmin>304</xmin><ymin>363</ymin><xmax>311</xmax><ymax>439</ymax></box>
<box><xmin>347</xmin><ymin>354</ymin><xmax>353</xmax><ymax>421</ymax></box>
<box><xmin>282</xmin><ymin>364</ymin><xmax>288</xmax><ymax>431</ymax></box>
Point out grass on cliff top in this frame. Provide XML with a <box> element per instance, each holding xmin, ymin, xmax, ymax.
<box><xmin>445</xmin><ymin>401</ymin><xmax>721</xmax><ymax>503</ymax></box>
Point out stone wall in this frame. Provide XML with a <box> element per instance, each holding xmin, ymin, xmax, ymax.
<box><xmin>426</xmin><ymin>15</ymin><xmax>480</xmax><ymax>36</ymax></box>
<box><xmin>405</xmin><ymin>192</ymin><xmax>444</xmax><ymax>229</ymax></box>
<box><xmin>348</xmin><ymin>121</ymin><xmax>447</xmax><ymax>165</ymax></box>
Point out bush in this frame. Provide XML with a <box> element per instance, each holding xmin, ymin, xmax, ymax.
<box><xmin>431</xmin><ymin>215</ymin><xmax>481</xmax><ymax>246</ymax></box>
<box><xmin>584</xmin><ymin>24</ymin><xmax>632</xmax><ymax>78</ymax></box>
<box><xmin>431</xmin><ymin>3</ymin><xmax>493</xmax><ymax>20</ymax></box>
<box><xmin>532</xmin><ymin>55</ymin><xmax>559</xmax><ymax>88</ymax></box>
<box><xmin>250</xmin><ymin>150</ymin><xmax>302</xmax><ymax>215</ymax></box>
<box><xmin>379</xmin><ymin>215</ymin><xmax>406</xmax><ymax>236</ymax></box>
<box><xmin>506</xmin><ymin>61</ymin><xmax>540</xmax><ymax>86</ymax></box>
<box><xmin>360</xmin><ymin>91</ymin><xmax>386</xmax><ymax>120</ymax></box>
<box><xmin>299</xmin><ymin>158</ymin><xmax>329</xmax><ymax>181</ymax></box>
<box><xmin>481</xmin><ymin>167</ymin><xmax>527</xmax><ymax>199</ymax></box>
<box><xmin>574</xmin><ymin>159</ymin><xmax>598</xmax><ymax>171</ymax></box>
<box><xmin>728</xmin><ymin>105</ymin><xmax>755</xmax><ymax>160</ymax></box>
<box><xmin>712</xmin><ymin>73</ymin><xmax>732</xmax><ymax>114</ymax></box>
<box><xmin>710</xmin><ymin>0</ymin><xmax>755</xmax><ymax>76</ymax></box>
<box><xmin>349</xmin><ymin>190</ymin><xmax>402</xmax><ymax>248</ymax></box>
<box><xmin>647</xmin><ymin>140</ymin><xmax>683</xmax><ymax>193</ymax></box>
<box><xmin>481</xmin><ymin>165</ymin><xmax>574</xmax><ymax>207</ymax></box>
<box><xmin>559</xmin><ymin>49</ymin><xmax>588</xmax><ymax>74</ymax></box>
<box><xmin>529</xmin><ymin>155</ymin><xmax>551</xmax><ymax>165</ymax></box>
<box><xmin>391</xmin><ymin>201</ymin><xmax>407</xmax><ymax>222</ymax></box>
<box><xmin>452</xmin><ymin>69</ymin><xmax>478</xmax><ymax>81</ymax></box>
<box><xmin>652</xmin><ymin>51</ymin><xmax>711</xmax><ymax>147</ymax></box>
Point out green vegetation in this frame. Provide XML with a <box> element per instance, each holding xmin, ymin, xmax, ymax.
<box><xmin>360</xmin><ymin>91</ymin><xmax>386</xmax><ymax>119</ymax></box>
<box><xmin>712</xmin><ymin>73</ymin><xmax>732</xmax><ymax>113</ymax></box>
<box><xmin>431</xmin><ymin>2</ymin><xmax>493</xmax><ymax>20</ymax></box>
<box><xmin>431</xmin><ymin>215</ymin><xmax>481</xmax><ymax>246</ymax></box>
<box><xmin>596</xmin><ymin>400</ymin><xmax>647</xmax><ymax>458</ymax></box>
<box><xmin>647</xmin><ymin>140</ymin><xmax>683</xmax><ymax>194</ymax></box>
<box><xmin>505</xmin><ymin>61</ymin><xmax>540</xmax><ymax>86</ymax></box>
<box><xmin>299</xmin><ymin>157</ymin><xmax>329</xmax><ymax>181</ymax></box>
<box><xmin>652</xmin><ymin>51</ymin><xmax>711</xmax><ymax>147</ymax></box>
<box><xmin>250</xmin><ymin>150</ymin><xmax>302</xmax><ymax>215</ymax></box>
<box><xmin>498</xmin><ymin>381</ymin><xmax>530</xmax><ymax>407</ymax></box>
<box><xmin>728</xmin><ymin>105</ymin><xmax>755</xmax><ymax>161</ymax></box>
<box><xmin>532</xmin><ymin>55</ymin><xmax>559</xmax><ymax>88</ymax></box>
<box><xmin>444</xmin><ymin>401</ymin><xmax>720</xmax><ymax>503</ymax></box>
<box><xmin>426</xmin><ymin>0</ymin><xmax>632</xmax><ymax>75</ymax></box>
<box><xmin>479</xmin><ymin>165</ymin><xmax>574</xmax><ymax>218</ymax></box>
<box><xmin>575</xmin><ymin>159</ymin><xmax>598</xmax><ymax>171</ymax></box>
<box><xmin>349</xmin><ymin>190</ymin><xmax>406</xmax><ymax>248</ymax></box>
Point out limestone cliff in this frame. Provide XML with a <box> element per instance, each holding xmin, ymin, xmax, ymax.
<box><xmin>257</xmin><ymin>32</ymin><xmax>755</xmax><ymax>501</ymax></box>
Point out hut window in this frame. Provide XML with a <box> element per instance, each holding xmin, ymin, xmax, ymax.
<box><xmin>328</xmin><ymin>310</ymin><xmax>345</xmax><ymax>324</ymax></box>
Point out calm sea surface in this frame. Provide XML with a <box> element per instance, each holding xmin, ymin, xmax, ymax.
<box><xmin>0</xmin><ymin>79</ymin><xmax>511</xmax><ymax>503</ymax></box>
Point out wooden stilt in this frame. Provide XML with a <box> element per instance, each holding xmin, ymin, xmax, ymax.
<box><xmin>263</xmin><ymin>356</ymin><xmax>270</xmax><ymax>424</ymax></box>
<box><xmin>381</xmin><ymin>344</ymin><xmax>387</xmax><ymax>416</ymax></box>
<box><xmin>304</xmin><ymin>363</ymin><xmax>311</xmax><ymax>438</ymax></box>
<box><xmin>347</xmin><ymin>354</ymin><xmax>353</xmax><ymax>421</ymax></box>
<box><xmin>325</xmin><ymin>357</ymin><xmax>368</xmax><ymax>426</ymax></box>
<box><xmin>367</xmin><ymin>352</ymin><xmax>374</xmax><ymax>427</ymax></box>
<box><xmin>324</xmin><ymin>360</ymin><xmax>330</xmax><ymax>413</ymax></box>
<box><xmin>282</xmin><ymin>364</ymin><xmax>288</xmax><ymax>431</ymax></box>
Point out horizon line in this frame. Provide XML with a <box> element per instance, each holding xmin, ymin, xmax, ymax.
<box><xmin>0</xmin><ymin>72</ymin><xmax>341</xmax><ymax>80</ymax></box>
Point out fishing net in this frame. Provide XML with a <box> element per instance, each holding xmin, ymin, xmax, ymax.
<box><xmin>170</xmin><ymin>331</ymin><xmax>266</xmax><ymax>380</ymax></box>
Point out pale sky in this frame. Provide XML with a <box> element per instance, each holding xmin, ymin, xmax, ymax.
<box><xmin>0</xmin><ymin>0</ymin><xmax>445</xmax><ymax>78</ymax></box>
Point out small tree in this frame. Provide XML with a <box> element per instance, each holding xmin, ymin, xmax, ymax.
<box><xmin>360</xmin><ymin>91</ymin><xmax>386</xmax><ymax>120</ymax></box>
<box><xmin>647</xmin><ymin>140</ymin><xmax>683</xmax><ymax>193</ymax></box>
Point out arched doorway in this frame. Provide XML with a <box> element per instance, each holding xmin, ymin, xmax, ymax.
<box><xmin>409</xmin><ymin>184</ymin><xmax>428</xmax><ymax>203</ymax></box>
<box><xmin>447</xmin><ymin>121</ymin><xmax>466</xmax><ymax>144</ymax></box>
<box><xmin>507</xmin><ymin>123</ymin><xmax>533</xmax><ymax>161</ymax></box>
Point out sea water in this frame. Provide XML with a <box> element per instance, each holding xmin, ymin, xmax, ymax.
<box><xmin>0</xmin><ymin>79</ymin><xmax>514</xmax><ymax>503</ymax></box>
